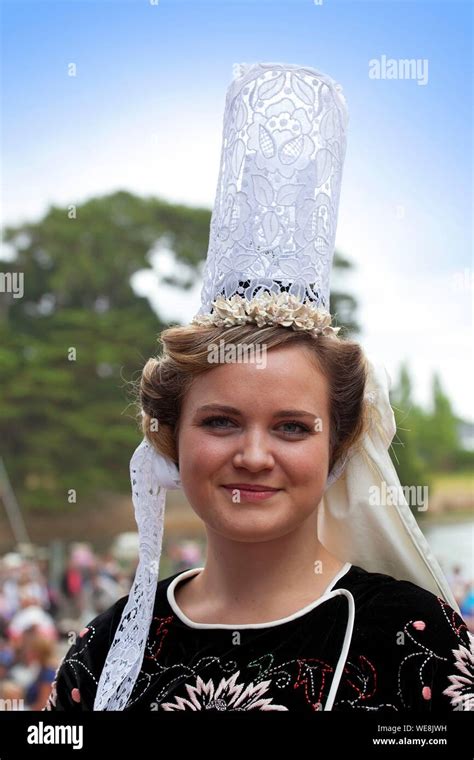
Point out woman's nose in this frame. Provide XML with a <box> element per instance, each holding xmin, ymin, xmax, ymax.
<box><xmin>232</xmin><ymin>429</ymin><xmax>275</xmax><ymax>470</ymax></box>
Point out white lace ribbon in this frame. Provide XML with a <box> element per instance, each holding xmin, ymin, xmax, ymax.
<box><xmin>93</xmin><ymin>440</ymin><xmax>180</xmax><ymax>710</ymax></box>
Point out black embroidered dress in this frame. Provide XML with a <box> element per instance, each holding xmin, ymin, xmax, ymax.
<box><xmin>44</xmin><ymin>563</ymin><xmax>473</xmax><ymax>712</ymax></box>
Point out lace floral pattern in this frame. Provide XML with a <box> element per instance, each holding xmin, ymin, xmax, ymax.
<box><xmin>197</xmin><ymin>62</ymin><xmax>349</xmax><ymax>316</ymax></box>
<box><xmin>93</xmin><ymin>440</ymin><xmax>180</xmax><ymax>710</ymax></box>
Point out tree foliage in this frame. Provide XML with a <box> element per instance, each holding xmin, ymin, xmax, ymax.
<box><xmin>390</xmin><ymin>362</ymin><xmax>471</xmax><ymax>514</ymax></box>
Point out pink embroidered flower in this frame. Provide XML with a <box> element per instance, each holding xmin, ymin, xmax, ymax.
<box><xmin>161</xmin><ymin>671</ymin><xmax>288</xmax><ymax>711</ymax></box>
<box><xmin>443</xmin><ymin>632</ymin><xmax>474</xmax><ymax>710</ymax></box>
<box><xmin>413</xmin><ymin>620</ymin><xmax>426</xmax><ymax>631</ymax></box>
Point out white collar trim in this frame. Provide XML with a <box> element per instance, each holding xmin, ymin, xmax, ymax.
<box><xmin>166</xmin><ymin>561</ymin><xmax>353</xmax><ymax>630</ymax></box>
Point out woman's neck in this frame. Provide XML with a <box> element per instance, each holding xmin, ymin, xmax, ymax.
<box><xmin>174</xmin><ymin>515</ymin><xmax>346</xmax><ymax>625</ymax></box>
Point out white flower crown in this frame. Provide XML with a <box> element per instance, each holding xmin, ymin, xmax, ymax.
<box><xmin>191</xmin><ymin>292</ymin><xmax>341</xmax><ymax>338</ymax></box>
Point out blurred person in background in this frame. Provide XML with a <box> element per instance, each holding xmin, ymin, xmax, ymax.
<box><xmin>60</xmin><ymin>556</ymin><xmax>84</xmax><ymax>621</ymax></box>
<box><xmin>23</xmin><ymin>629</ymin><xmax>58</xmax><ymax>711</ymax></box>
<box><xmin>7</xmin><ymin>587</ymin><xmax>57</xmax><ymax>644</ymax></box>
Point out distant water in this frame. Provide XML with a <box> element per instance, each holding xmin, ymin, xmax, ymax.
<box><xmin>422</xmin><ymin>520</ymin><xmax>474</xmax><ymax>580</ymax></box>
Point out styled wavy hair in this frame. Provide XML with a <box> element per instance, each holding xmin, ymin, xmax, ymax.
<box><xmin>135</xmin><ymin>322</ymin><xmax>370</xmax><ymax>477</ymax></box>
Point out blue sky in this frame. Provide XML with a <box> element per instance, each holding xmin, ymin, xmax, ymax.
<box><xmin>1</xmin><ymin>0</ymin><xmax>472</xmax><ymax>419</ymax></box>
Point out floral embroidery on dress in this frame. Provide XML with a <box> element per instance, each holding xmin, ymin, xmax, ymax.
<box><xmin>160</xmin><ymin>671</ymin><xmax>288</xmax><ymax>711</ymax></box>
<box><xmin>443</xmin><ymin>632</ymin><xmax>474</xmax><ymax>711</ymax></box>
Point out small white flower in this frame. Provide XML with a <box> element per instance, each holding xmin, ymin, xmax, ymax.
<box><xmin>191</xmin><ymin>293</ymin><xmax>340</xmax><ymax>337</ymax></box>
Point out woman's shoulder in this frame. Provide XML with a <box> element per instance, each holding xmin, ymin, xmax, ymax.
<box><xmin>43</xmin><ymin>572</ymin><xmax>184</xmax><ymax>711</ymax></box>
<box><xmin>343</xmin><ymin>563</ymin><xmax>464</xmax><ymax>614</ymax></box>
<box><xmin>341</xmin><ymin>563</ymin><xmax>468</xmax><ymax>628</ymax></box>
<box><xmin>339</xmin><ymin>564</ymin><xmax>473</xmax><ymax>711</ymax></box>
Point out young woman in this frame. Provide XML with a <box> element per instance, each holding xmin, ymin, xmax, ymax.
<box><xmin>43</xmin><ymin>322</ymin><xmax>472</xmax><ymax>712</ymax></box>
<box><xmin>43</xmin><ymin>61</ymin><xmax>472</xmax><ymax>712</ymax></box>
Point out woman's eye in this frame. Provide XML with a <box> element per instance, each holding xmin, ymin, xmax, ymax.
<box><xmin>202</xmin><ymin>416</ymin><xmax>234</xmax><ymax>428</ymax></box>
<box><xmin>279</xmin><ymin>422</ymin><xmax>311</xmax><ymax>435</ymax></box>
<box><xmin>201</xmin><ymin>417</ymin><xmax>310</xmax><ymax>435</ymax></box>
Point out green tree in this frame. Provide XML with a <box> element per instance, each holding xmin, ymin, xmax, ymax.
<box><xmin>417</xmin><ymin>374</ymin><xmax>461</xmax><ymax>472</ymax></box>
<box><xmin>389</xmin><ymin>362</ymin><xmax>431</xmax><ymax>510</ymax></box>
<box><xmin>329</xmin><ymin>252</ymin><xmax>360</xmax><ymax>337</ymax></box>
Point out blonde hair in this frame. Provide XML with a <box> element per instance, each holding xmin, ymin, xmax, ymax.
<box><xmin>136</xmin><ymin>323</ymin><xmax>369</xmax><ymax>475</ymax></box>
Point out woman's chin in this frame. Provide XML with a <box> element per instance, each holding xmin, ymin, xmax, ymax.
<box><xmin>200</xmin><ymin>506</ymin><xmax>301</xmax><ymax>543</ymax></box>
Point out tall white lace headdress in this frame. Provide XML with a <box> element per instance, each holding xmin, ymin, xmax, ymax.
<box><xmin>93</xmin><ymin>62</ymin><xmax>459</xmax><ymax>711</ymax></box>
<box><xmin>196</xmin><ymin>61</ymin><xmax>347</xmax><ymax>315</ymax></box>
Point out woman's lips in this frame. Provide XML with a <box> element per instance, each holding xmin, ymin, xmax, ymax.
<box><xmin>221</xmin><ymin>485</ymin><xmax>281</xmax><ymax>502</ymax></box>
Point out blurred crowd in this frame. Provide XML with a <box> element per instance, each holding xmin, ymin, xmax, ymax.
<box><xmin>446</xmin><ymin>564</ymin><xmax>474</xmax><ymax>630</ymax></box>
<box><xmin>0</xmin><ymin>539</ymin><xmax>203</xmax><ymax>710</ymax></box>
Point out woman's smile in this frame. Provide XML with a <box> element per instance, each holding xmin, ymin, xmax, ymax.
<box><xmin>220</xmin><ymin>484</ymin><xmax>282</xmax><ymax>502</ymax></box>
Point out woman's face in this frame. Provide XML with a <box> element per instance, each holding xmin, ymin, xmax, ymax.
<box><xmin>177</xmin><ymin>344</ymin><xmax>331</xmax><ymax>542</ymax></box>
